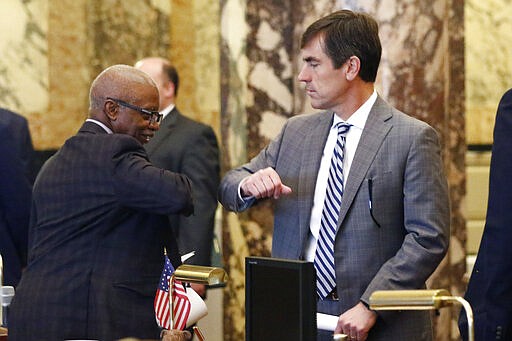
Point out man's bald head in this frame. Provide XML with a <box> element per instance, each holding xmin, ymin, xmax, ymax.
<box><xmin>134</xmin><ymin>57</ymin><xmax>168</xmax><ymax>76</ymax></box>
<box><xmin>89</xmin><ymin>64</ymin><xmax>158</xmax><ymax>117</ymax></box>
<box><xmin>134</xmin><ymin>57</ymin><xmax>179</xmax><ymax>110</ymax></box>
<box><xmin>87</xmin><ymin>64</ymin><xmax>160</xmax><ymax>144</ymax></box>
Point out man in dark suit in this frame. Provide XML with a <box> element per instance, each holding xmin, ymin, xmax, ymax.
<box><xmin>0</xmin><ymin>109</ymin><xmax>33</xmax><ymax>287</ymax></box>
<box><xmin>135</xmin><ymin>57</ymin><xmax>220</xmax><ymax>298</ymax></box>
<box><xmin>219</xmin><ymin>10</ymin><xmax>450</xmax><ymax>341</ymax></box>
<box><xmin>459</xmin><ymin>88</ymin><xmax>512</xmax><ymax>341</ymax></box>
<box><xmin>9</xmin><ymin>65</ymin><xmax>194</xmax><ymax>341</ymax></box>
<box><xmin>0</xmin><ymin>108</ymin><xmax>35</xmax><ymax>183</ymax></box>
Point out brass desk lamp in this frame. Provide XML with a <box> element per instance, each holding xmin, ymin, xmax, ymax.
<box><xmin>169</xmin><ymin>265</ymin><xmax>228</xmax><ymax>341</ymax></box>
<box><xmin>369</xmin><ymin>289</ymin><xmax>474</xmax><ymax>341</ymax></box>
<box><xmin>173</xmin><ymin>265</ymin><xmax>228</xmax><ymax>288</ymax></box>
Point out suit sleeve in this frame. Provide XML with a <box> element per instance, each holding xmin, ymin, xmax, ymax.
<box><xmin>479</xmin><ymin>90</ymin><xmax>512</xmax><ymax>336</ymax></box>
<box><xmin>176</xmin><ymin>126</ymin><xmax>220</xmax><ymax>265</ymax></box>
<box><xmin>460</xmin><ymin>89</ymin><xmax>512</xmax><ymax>341</ymax></box>
<box><xmin>362</xmin><ymin>124</ymin><xmax>450</xmax><ymax>301</ymax></box>
<box><xmin>111</xmin><ymin>136</ymin><xmax>194</xmax><ymax>216</ymax></box>
<box><xmin>0</xmin><ymin>137</ymin><xmax>32</xmax><ymax>274</ymax></box>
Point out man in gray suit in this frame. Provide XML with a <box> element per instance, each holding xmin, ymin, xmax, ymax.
<box><xmin>9</xmin><ymin>65</ymin><xmax>193</xmax><ymax>341</ymax></box>
<box><xmin>135</xmin><ymin>57</ymin><xmax>220</xmax><ymax>298</ymax></box>
<box><xmin>218</xmin><ymin>10</ymin><xmax>450</xmax><ymax>341</ymax></box>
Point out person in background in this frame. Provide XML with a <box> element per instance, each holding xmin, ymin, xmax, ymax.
<box><xmin>0</xmin><ymin>117</ymin><xmax>32</xmax><ymax>287</ymax></box>
<box><xmin>218</xmin><ymin>10</ymin><xmax>450</xmax><ymax>341</ymax></box>
<box><xmin>459</xmin><ymin>88</ymin><xmax>512</xmax><ymax>341</ymax></box>
<box><xmin>9</xmin><ymin>64</ymin><xmax>193</xmax><ymax>341</ymax></box>
<box><xmin>0</xmin><ymin>108</ymin><xmax>35</xmax><ymax>183</ymax></box>
<box><xmin>135</xmin><ymin>57</ymin><xmax>220</xmax><ymax>298</ymax></box>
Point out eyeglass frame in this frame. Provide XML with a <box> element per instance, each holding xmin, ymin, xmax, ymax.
<box><xmin>106</xmin><ymin>97</ymin><xmax>163</xmax><ymax>124</ymax></box>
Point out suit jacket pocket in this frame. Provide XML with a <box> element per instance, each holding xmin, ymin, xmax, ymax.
<box><xmin>366</xmin><ymin>171</ymin><xmax>396</xmax><ymax>228</ymax></box>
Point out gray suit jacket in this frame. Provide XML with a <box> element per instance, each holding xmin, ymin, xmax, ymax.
<box><xmin>145</xmin><ymin>108</ymin><xmax>220</xmax><ymax>266</ymax></box>
<box><xmin>219</xmin><ymin>96</ymin><xmax>450</xmax><ymax>341</ymax></box>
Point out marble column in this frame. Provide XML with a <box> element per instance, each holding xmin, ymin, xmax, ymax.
<box><xmin>170</xmin><ymin>0</ymin><xmax>221</xmax><ymax>138</ymax></box>
<box><xmin>465</xmin><ymin>0</ymin><xmax>512</xmax><ymax>145</ymax></box>
<box><xmin>1</xmin><ymin>0</ymin><xmax>172</xmax><ymax>150</ymax></box>
<box><xmin>52</xmin><ymin>0</ymin><xmax>170</xmax><ymax>149</ymax></box>
<box><xmin>220</xmin><ymin>0</ymin><xmax>465</xmax><ymax>340</ymax></box>
<box><xmin>0</xmin><ymin>0</ymin><xmax>49</xmax><ymax>147</ymax></box>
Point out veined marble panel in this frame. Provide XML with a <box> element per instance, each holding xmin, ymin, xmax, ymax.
<box><xmin>44</xmin><ymin>0</ymin><xmax>90</xmax><ymax>150</ymax></box>
<box><xmin>0</xmin><ymin>0</ymin><xmax>48</xmax><ymax>116</ymax></box>
<box><xmin>465</xmin><ymin>0</ymin><xmax>512</xmax><ymax>144</ymax></box>
<box><xmin>40</xmin><ymin>0</ymin><xmax>169</xmax><ymax>150</ymax></box>
<box><xmin>170</xmin><ymin>0</ymin><xmax>221</xmax><ymax>138</ymax></box>
<box><xmin>87</xmin><ymin>0</ymin><xmax>170</xmax><ymax>76</ymax></box>
<box><xmin>220</xmin><ymin>0</ymin><xmax>249</xmax><ymax>339</ymax></box>
<box><xmin>221</xmin><ymin>0</ymin><xmax>250</xmax><ymax>169</ymax></box>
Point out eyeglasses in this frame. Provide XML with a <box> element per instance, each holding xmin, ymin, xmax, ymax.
<box><xmin>106</xmin><ymin>97</ymin><xmax>163</xmax><ymax>124</ymax></box>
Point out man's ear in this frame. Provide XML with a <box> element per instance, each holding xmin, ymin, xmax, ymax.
<box><xmin>104</xmin><ymin>99</ymin><xmax>118</xmax><ymax>121</ymax></box>
<box><xmin>345</xmin><ymin>56</ymin><xmax>361</xmax><ymax>81</ymax></box>
<box><xmin>162</xmin><ymin>81</ymin><xmax>176</xmax><ymax>99</ymax></box>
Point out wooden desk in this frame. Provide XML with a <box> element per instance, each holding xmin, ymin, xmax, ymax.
<box><xmin>0</xmin><ymin>326</ymin><xmax>7</xmax><ymax>341</ymax></box>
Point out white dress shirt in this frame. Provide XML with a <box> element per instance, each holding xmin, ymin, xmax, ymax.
<box><xmin>304</xmin><ymin>91</ymin><xmax>377</xmax><ymax>262</ymax></box>
<box><xmin>159</xmin><ymin>104</ymin><xmax>175</xmax><ymax>120</ymax></box>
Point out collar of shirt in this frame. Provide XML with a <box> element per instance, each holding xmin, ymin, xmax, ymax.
<box><xmin>85</xmin><ymin>118</ymin><xmax>113</xmax><ymax>134</ymax></box>
<box><xmin>332</xmin><ymin>89</ymin><xmax>377</xmax><ymax>129</ymax></box>
<box><xmin>160</xmin><ymin>104</ymin><xmax>175</xmax><ymax>120</ymax></box>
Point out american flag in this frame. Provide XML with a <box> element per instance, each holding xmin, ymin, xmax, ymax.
<box><xmin>172</xmin><ymin>278</ymin><xmax>192</xmax><ymax>330</ymax></box>
<box><xmin>154</xmin><ymin>254</ymin><xmax>191</xmax><ymax>330</ymax></box>
<box><xmin>155</xmin><ymin>254</ymin><xmax>174</xmax><ymax>329</ymax></box>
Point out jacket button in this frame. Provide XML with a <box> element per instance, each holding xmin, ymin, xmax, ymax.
<box><xmin>496</xmin><ymin>325</ymin><xmax>502</xmax><ymax>339</ymax></box>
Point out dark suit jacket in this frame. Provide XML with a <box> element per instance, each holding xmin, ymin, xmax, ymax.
<box><xmin>219</xmin><ymin>96</ymin><xmax>450</xmax><ymax>341</ymax></box>
<box><xmin>0</xmin><ymin>108</ymin><xmax>35</xmax><ymax>183</ymax></box>
<box><xmin>9</xmin><ymin>121</ymin><xmax>193</xmax><ymax>341</ymax></box>
<box><xmin>460</xmin><ymin>88</ymin><xmax>512</xmax><ymax>341</ymax></box>
<box><xmin>145</xmin><ymin>108</ymin><xmax>220</xmax><ymax>266</ymax></box>
<box><xmin>0</xmin><ymin>109</ymin><xmax>33</xmax><ymax>287</ymax></box>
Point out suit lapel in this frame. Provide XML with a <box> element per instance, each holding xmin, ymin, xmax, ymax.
<box><xmin>145</xmin><ymin>108</ymin><xmax>179</xmax><ymax>155</ymax></box>
<box><xmin>298</xmin><ymin>112</ymin><xmax>333</xmax><ymax>240</ymax></box>
<box><xmin>337</xmin><ymin>97</ymin><xmax>393</xmax><ymax>226</ymax></box>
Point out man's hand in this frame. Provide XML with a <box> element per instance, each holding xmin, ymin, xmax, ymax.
<box><xmin>334</xmin><ymin>302</ymin><xmax>377</xmax><ymax>341</ymax></box>
<box><xmin>161</xmin><ymin>329</ymin><xmax>192</xmax><ymax>341</ymax></box>
<box><xmin>240</xmin><ymin>167</ymin><xmax>292</xmax><ymax>199</ymax></box>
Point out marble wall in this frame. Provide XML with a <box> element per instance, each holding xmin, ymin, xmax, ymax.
<box><xmin>0</xmin><ymin>0</ymin><xmax>219</xmax><ymax>149</ymax></box>
<box><xmin>465</xmin><ymin>0</ymin><xmax>512</xmax><ymax>145</ymax></box>
<box><xmin>0</xmin><ymin>0</ymin><xmax>49</xmax><ymax>146</ymax></box>
<box><xmin>170</xmin><ymin>0</ymin><xmax>221</xmax><ymax>138</ymax></box>
<box><xmin>220</xmin><ymin>0</ymin><xmax>465</xmax><ymax>340</ymax></box>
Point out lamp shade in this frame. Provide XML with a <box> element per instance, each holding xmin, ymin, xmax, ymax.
<box><xmin>369</xmin><ymin>289</ymin><xmax>474</xmax><ymax>341</ymax></box>
<box><xmin>369</xmin><ymin>289</ymin><xmax>452</xmax><ymax>310</ymax></box>
<box><xmin>173</xmin><ymin>264</ymin><xmax>228</xmax><ymax>287</ymax></box>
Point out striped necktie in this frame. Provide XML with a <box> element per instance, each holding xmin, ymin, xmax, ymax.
<box><xmin>315</xmin><ymin>122</ymin><xmax>351</xmax><ymax>299</ymax></box>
